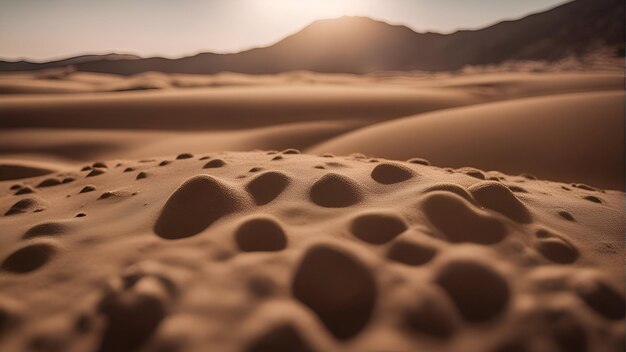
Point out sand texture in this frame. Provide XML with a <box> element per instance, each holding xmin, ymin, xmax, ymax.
<box><xmin>0</xmin><ymin>64</ymin><xmax>624</xmax><ymax>352</ymax></box>
<box><xmin>0</xmin><ymin>70</ymin><xmax>623</xmax><ymax>190</ymax></box>
<box><xmin>0</xmin><ymin>151</ymin><xmax>623</xmax><ymax>352</ymax></box>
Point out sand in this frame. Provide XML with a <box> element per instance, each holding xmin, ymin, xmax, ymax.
<box><xmin>0</xmin><ymin>69</ymin><xmax>624</xmax><ymax>351</ymax></box>
<box><xmin>0</xmin><ymin>151</ymin><xmax>623</xmax><ymax>352</ymax></box>
<box><xmin>310</xmin><ymin>91</ymin><xmax>625</xmax><ymax>190</ymax></box>
<box><xmin>0</xmin><ymin>70</ymin><xmax>623</xmax><ymax>192</ymax></box>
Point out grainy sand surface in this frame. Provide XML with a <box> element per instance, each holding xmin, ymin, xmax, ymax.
<box><xmin>0</xmin><ymin>69</ymin><xmax>623</xmax><ymax>352</ymax></box>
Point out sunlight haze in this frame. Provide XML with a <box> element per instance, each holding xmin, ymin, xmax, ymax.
<box><xmin>1</xmin><ymin>0</ymin><xmax>569</xmax><ymax>61</ymax></box>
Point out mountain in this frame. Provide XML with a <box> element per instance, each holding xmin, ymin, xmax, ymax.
<box><xmin>0</xmin><ymin>53</ymin><xmax>141</xmax><ymax>72</ymax></box>
<box><xmin>0</xmin><ymin>0</ymin><xmax>623</xmax><ymax>74</ymax></box>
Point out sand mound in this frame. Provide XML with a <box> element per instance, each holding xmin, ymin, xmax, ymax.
<box><xmin>534</xmin><ymin>229</ymin><xmax>579</xmax><ymax>264</ymax></box>
<box><xmin>421</xmin><ymin>192</ymin><xmax>507</xmax><ymax>244</ymax></box>
<box><xmin>154</xmin><ymin>175</ymin><xmax>245</xmax><ymax>239</ymax></box>
<box><xmin>387</xmin><ymin>239</ymin><xmax>437</xmax><ymax>266</ymax></box>
<box><xmin>0</xmin><ymin>151</ymin><xmax>623</xmax><ymax>351</ymax></box>
<box><xmin>235</xmin><ymin>217</ymin><xmax>288</xmax><ymax>252</ymax></box>
<box><xmin>350</xmin><ymin>211</ymin><xmax>408</xmax><ymax>244</ymax></box>
<box><xmin>1</xmin><ymin>242</ymin><xmax>57</xmax><ymax>274</ymax></box>
<box><xmin>309</xmin><ymin>173</ymin><xmax>362</xmax><ymax>208</ymax></box>
<box><xmin>370</xmin><ymin>162</ymin><xmax>415</xmax><ymax>185</ymax></box>
<box><xmin>246</xmin><ymin>171</ymin><xmax>290</xmax><ymax>206</ymax></box>
<box><xmin>97</xmin><ymin>276</ymin><xmax>168</xmax><ymax>352</ymax></box>
<box><xmin>293</xmin><ymin>244</ymin><xmax>377</xmax><ymax>340</ymax></box>
<box><xmin>22</xmin><ymin>221</ymin><xmax>69</xmax><ymax>240</ymax></box>
<box><xmin>36</xmin><ymin>178</ymin><xmax>63</xmax><ymax>188</ymax></box>
<box><xmin>4</xmin><ymin>197</ymin><xmax>47</xmax><ymax>216</ymax></box>
<box><xmin>468</xmin><ymin>181</ymin><xmax>532</xmax><ymax>223</ymax></box>
<box><xmin>435</xmin><ymin>259</ymin><xmax>510</xmax><ymax>322</ymax></box>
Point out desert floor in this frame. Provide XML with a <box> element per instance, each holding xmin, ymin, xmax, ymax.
<box><xmin>0</xmin><ymin>68</ymin><xmax>624</xmax><ymax>352</ymax></box>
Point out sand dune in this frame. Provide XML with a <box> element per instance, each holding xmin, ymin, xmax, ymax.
<box><xmin>0</xmin><ymin>78</ymin><xmax>94</xmax><ymax>95</ymax></box>
<box><xmin>0</xmin><ymin>70</ymin><xmax>622</xmax><ymax>96</ymax></box>
<box><xmin>431</xmin><ymin>71</ymin><xmax>624</xmax><ymax>99</ymax></box>
<box><xmin>310</xmin><ymin>91</ymin><xmax>625</xmax><ymax>190</ymax></box>
<box><xmin>0</xmin><ymin>85</ymin><xmax>479</xmax><ymax>130</ymax></box>
<box><xmin>0</xmin><ymin>160</ymin><xmax>57</xmax><ymax>181</ymax></box>
<box><xmin>0</xmin><ymin>70</ymin><xmax>622</xmax><ymax>191</ymax></box>
<box><xmin>0</xmin><ymin>151</ymin><xmax>623</xmax><ymax>351</ymax></box>
<box><xmin>0</xmin><ymin>121</ymin><xmax>360</xmax><ymax>163</ymax></box>
<box><xmin>1</xmin><ymin>1</ymin><xmax>624</xmax><ymax>351</ymax></box>
<box><xmin>0</xmin><ymin>70</ymin><xmax>623</xmax><ymax>351</ymax></box>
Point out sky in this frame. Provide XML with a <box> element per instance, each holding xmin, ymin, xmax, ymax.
<box><xmin>0</xmin><ymin>0</ymin><xmax>569</xmax><ymax>62</ymax></box>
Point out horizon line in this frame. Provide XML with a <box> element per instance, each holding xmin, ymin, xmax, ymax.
<box><xmin>0</xmin><ymin>1</ymin><xmax>572</xmax><ymax>64</ymax></box>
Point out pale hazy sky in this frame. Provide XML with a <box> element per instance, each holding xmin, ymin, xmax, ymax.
<box><xmin>0</xmin><ymin>0</ymin><xmax>569</xmax><ymax>62</ymax></box>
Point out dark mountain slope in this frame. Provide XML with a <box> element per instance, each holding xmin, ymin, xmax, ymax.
<box><xmin>0</xmin><ymin>0</ymin><xmax>622</xmax><ymax>74</ymax></box>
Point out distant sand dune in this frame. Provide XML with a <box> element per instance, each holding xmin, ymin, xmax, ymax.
<box><xmin>0</xmin><ymin>120</ymin><xmax>359</xmax><ymax>163</ymax></box>
<box><xmin>309</xmin><ymin>91</ymin><xmax>625</xmax><ymax>190</ymax></box>
<box><xmin>0</xmin><ymin>85</ymin><xmax>479</xmax><ymax>130</ymax></box>
<box><xmin>0</xmin><ymin>71</ymin><xmax>623</xmax><ymax>190</ymax></box>
<box><xmin>0</xmin><ymin>161</ymin><xmax>55</xmax><ymax>181</ymax></box>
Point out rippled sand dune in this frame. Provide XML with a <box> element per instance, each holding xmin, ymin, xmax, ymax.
<box><xmin>0</xmin><ymin>151</ymin><xmax>623</xmax><ymax>352</ymax></box>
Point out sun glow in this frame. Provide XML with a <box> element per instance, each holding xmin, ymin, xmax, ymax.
<box><xmin>255</xmin><ymin>0</ymin><xmax>367</xmax><ymax>19</ymax></box>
